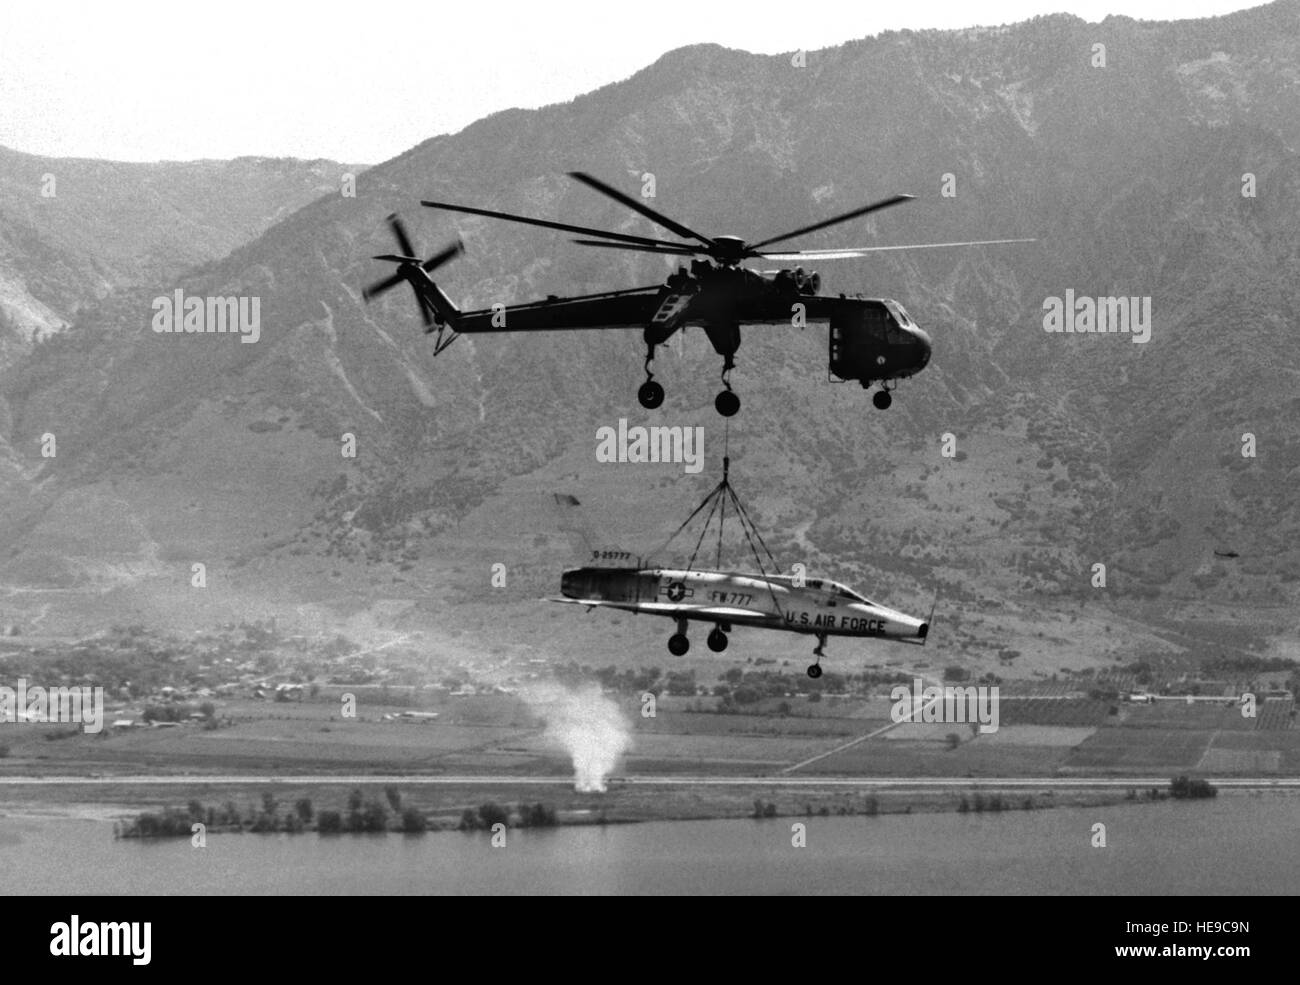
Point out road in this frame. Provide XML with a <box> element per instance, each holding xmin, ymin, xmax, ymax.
<box><xmin>0</xmin><ymin>774</ymin><xmax>1298</xmax><ymax>789</ymax></box>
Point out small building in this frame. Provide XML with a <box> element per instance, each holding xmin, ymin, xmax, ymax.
<box><xmin>398</xmin><ymin>711</ymin><xmax>439</xmax><ymax>722</ymax></box>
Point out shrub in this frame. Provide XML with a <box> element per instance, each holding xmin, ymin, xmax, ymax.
<box><xmin>477</xmin><ymin>802</ymin><xmax>509</xmax><ymax>829</ymax></box>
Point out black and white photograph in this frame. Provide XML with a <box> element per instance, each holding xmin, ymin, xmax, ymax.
<box><xmin>0</xmin><ymin>0</ymin><xmax>1296</xmax><ymax>931</ymax></box>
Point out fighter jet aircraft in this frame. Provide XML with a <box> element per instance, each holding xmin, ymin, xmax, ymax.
<box><xmin>551</xmin><ymin>564</ymin><xmax>931</xmax><ymax>678</ymax></box>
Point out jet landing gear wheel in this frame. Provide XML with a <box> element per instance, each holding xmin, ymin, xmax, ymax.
<box><xmin>638</xmin><ymin>380</ymin><xmax>665</xmax><ymax>409</ymax></box>
<box><xmin>872</xmin><ymin>389</ymin><xmax>892</xmax><ymax>410</ymax></box>
<box><xmin>668</xmin><ymin>633</ymin><xmax>690</xmax><ymax>656</ymax></box>
<box><xmin>807</xmin><ymin>632</ymin><xmax>827</xmax><ymax>678</ymax></box>
<box><xmin>707</xmin><ymin>627</ymin><xmax>729</xmax><ymax>652</ymax></box>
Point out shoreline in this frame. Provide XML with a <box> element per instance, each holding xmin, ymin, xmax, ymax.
<box><xmin>0</xmin><ymin>776</ymin><xmax>1261</xmax><ymax>832</ymax></box>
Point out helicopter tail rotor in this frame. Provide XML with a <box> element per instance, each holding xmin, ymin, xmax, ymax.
<box><xmin>363</xmin><ymin>214</ymin><xmax>463</xmax><ymax>340</ymax></box>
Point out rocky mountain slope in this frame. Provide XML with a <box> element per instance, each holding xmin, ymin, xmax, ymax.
<box><xmin>0</xmin><ymin>145</ymin><xmax>362</xmax><ymax>358</ymax></box>
<box><xmin>1</xmin><ymin>2</ymin><xmax>1297</xmax><ymax>676</ymax></box>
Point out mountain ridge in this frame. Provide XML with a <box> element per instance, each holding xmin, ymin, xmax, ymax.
<box><xmin>0</xmin><ymin>1</ymin><xmax>1297</xmax><ymax>677</ymax></box>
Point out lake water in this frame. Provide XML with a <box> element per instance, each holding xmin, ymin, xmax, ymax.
<box><xmin>3</xmin><ymin>795</ymin><xmax>1298</xmax><ymax>894</ymax></box>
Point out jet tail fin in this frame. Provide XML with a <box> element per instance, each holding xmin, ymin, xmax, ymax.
<box><xmin>919</xmin><ymin>596</ymin><xmax>938</xmax><ymax>646</ymax></box>
<box><xmin>550</xmin><ymin>493</ymin><xmax>642</xmax><ymax>566</ymax></box>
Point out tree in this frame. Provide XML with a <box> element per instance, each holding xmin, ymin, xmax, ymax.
<box><xmin>477</xmin><ymin>802</ymin><xmax>509</xmax><ymax>829</ymax></box>
<box><xmin>518</xmin><ymin>803</ymin><xmax>556</xmax><ymax>827</ymax></box>
<box><xmin>295</xmin><ymin>798</ymin><xmax>314</xmax><ymax>823</ymax></box>
<box><xmin>362</xmin><ymin>799</ymin><xmax>389</xmax><ymax>832</ymax></box>
<box><xmin>385</xmin><ymin>786</ymin><xmax>402</xmax><ymax>812</ymax></box>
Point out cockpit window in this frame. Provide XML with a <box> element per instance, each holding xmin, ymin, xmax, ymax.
<box><xmin>792</xmin><ymin>576</ymin><xmax>874</xmax><ymax>605</ymax></box>
<box><xmin>885</xmin><ymin>301</ymin><xmax>913</xmax><ymax>326</ymax></box>
<box><xmin>830</xmin><ymin>582</ymin><xmax>871</xmax><ymax>604</ymax></box>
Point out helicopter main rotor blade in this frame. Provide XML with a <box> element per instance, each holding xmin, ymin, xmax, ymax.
<box><xmin>571</xmin><ymin>238</ymin><xmax>700</xmax><ymax>256</ymax></box>
<box><xmin>758</xmin><ymin>237</ymin><xmax>1037</xmax><ymax>261</ymax></box>
<box><xmin>567</xmin><ymin>171</ymin><xmax>716</xmax><ymax>249</ymax></box>
<box><xmin>421</xmin><ymin>199</ymin><xmax>689</xmax><ymax>251</ymax></box>
<box><xmin>362</xmin><ymin>270</ymin><xmax>406</xmax><ymax>301</ymax></box>
<box><xmin>746</xmin><ymin>194</ymin><xmax>915</xmax><ymax>252</ymax></box>
<box><xmin>423</xmin><ymin>239</ymin><xmax>465</xmax><ymax>272</ymax></box>
<box><xmin>387</xmin><ymin>214</ymin><xmax>417</xmax><ymax>259</ymax></box>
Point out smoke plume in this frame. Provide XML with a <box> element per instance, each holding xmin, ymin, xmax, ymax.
<box><xmin>525</xmin><ymin>683</ymin><xmax>630</xmax><ymax>792</ymax></box>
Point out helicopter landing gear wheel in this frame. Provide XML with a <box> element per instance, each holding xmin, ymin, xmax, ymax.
<box><xmin>707</xmin><ymin>627</ymin><xmax>728</xmax><ymax>652</ymax></box>
<box><xmin>638</xmin><ymin>379</ymin><xmax>665</xmax><ymax>410</ymax></box>
<box><xmin>714</xmin><ymin>355</ymin><xmax>740</xmax><ymax>417</ymax></box>
<box><xmin>668</xmin><ymin>633</ymin><xmax>689</xmax><ymax>656</ymax></box>
<box><xmin>715</xmin><ymin>389</ymin><xmax>740</xmax><ymax>417</ymax></box>
<box><xmin>637</xmin><ymin>350</ymin><xmax>665</xmax><ymax>408</ymax></box>
<box><xmin>872</xmin><ymin>388</ymin><xmax>892</xmax><ymax>410</ymax></box>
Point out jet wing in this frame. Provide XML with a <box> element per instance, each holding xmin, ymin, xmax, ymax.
<box><xmin>546</xmin><ymin>598</ymin><xmax>760</xmax><ymax>620</ymax></box>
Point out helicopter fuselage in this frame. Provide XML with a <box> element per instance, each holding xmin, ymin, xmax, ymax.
<box><xmin>447</xmin><ymin>259</ymin><xmax>932</xmax><ymax>389</ymax></box>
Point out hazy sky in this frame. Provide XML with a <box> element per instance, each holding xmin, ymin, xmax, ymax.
<box><xmin>0</xmin><ymin>0</ymin><xmax>1265</xmax><ymax>164</ymax></box>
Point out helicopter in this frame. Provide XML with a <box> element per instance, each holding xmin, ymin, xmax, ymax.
<box><xmin>362</xmin><ymin>171</ymin><xmax>1032</xmax><ymax>416</ymax></box>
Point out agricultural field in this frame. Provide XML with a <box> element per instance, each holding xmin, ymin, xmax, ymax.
<box><xmin>1117</xmin><ymin>701</ymin><xmax>1242</xmax><ymax>730</ymax></box>
<box><xmin>1203</xmin><ymin>730</ymin><xmax>1300</xmax><ymax>772</ymax></box>
<box><xmin>998</xmin><ymin>698</ymin><xmax>1113</xmax><ymax>727</ymax></box>
<box><xmin>978</xmin><ymin>726</ymin><xmax>1098</xmax><ymax>747</ymax></box>
<box><xmin>798</xmin><ymin>736</ymin><xmax>1077</xmax><ymax>776</ymax></box>
<box><xmin>1065</xmin><ymin>728</ymin><xmax>1212</xmax><ymax>770</ymax></box>
<box><xmin>1256</xmin><ymin>698</ymin><xmax>1295</xmax><ymax>731</ymax></box>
